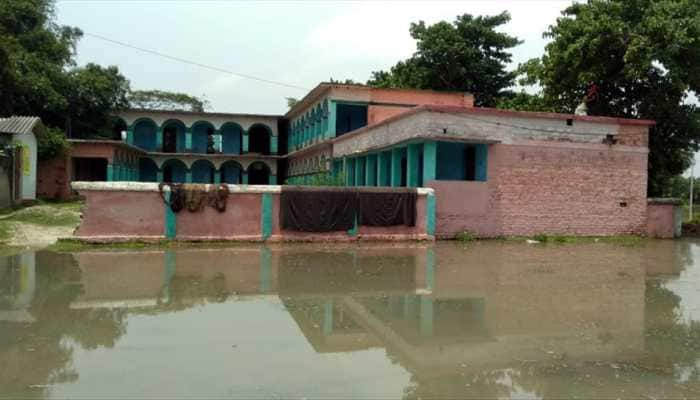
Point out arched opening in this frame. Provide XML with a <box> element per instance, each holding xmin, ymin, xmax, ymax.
<box><xmin>192</xmin><ymin>122</ymin><xmax>215</xmax><ymax>154</ymax></box>
<box><xmin>248</xmin><ymin>124</ymin><xmax>271</xmax><ymax>155</ymax></box>
<box><xmin>110</xmin><ymin>117</ymin><xmax>127</xmax><ymax>141</ymax></box>
<box><xmin>221</xmin><ymin>123</ymin><xmax>243</xmax><ymax>155</ymax></box>
<box><xmin>133</xmin><ymin>119</ymin><xmax>158</xmax><ymax>151</ymax></box>
<box><xmin>191</xmin><ymin>159</ymin><xmax>216</xmax><ymax>183</ymax></box>
<box><xmin>162</xmin><ymin>159</ymin><xmax>187</xmax><ymax>183</ymax></box>
<box><xmin>220</xmin><ymin>160</ymin><xmax>243</xmax><ymax>184</ymax></box>
<box><xmin>162</xmin><ymin>120</ymin><xmax>186</xmax><ymax>153</ymax></box>
<box><xmin>138</xmin><ymin>158</ymin><xmax>158</xmax><ymax>182</ymax></box>
<box><xmin>248</xmin><ymin>161</ymin><xmax>271</xmax><ymax>185</ymax></box>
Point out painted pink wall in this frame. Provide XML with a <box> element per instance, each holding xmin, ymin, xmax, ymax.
<box><xmin>176</xmin><ymin>194</ymin><xmax>262</xmax><ymax>240</ymax></box>
<box><xmin>75</xmin><ymin>191</ymin><xmax>165</xmax><ymax>240</ymax></box>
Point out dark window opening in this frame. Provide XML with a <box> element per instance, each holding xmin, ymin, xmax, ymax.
<box><xmin>73</xmin><ymin>158</ymin><xmax>107</xmax><ymax>181</ymax></box>
<box><xmin>163</xmin><ymin>126</ymin><xmax>178</xmax><ymax>153</ymax></box>
<box><xmin>249</xmin><ymin>126</ymin><xmax>271</xmax><ymax>155</ymax></box>
<box><xmin>464</xmin><ymin>146</ymin><xmax>476</xmax><ymax>181</ymax></box>
<box><xmin>163</xmin><ymin>165</ymin><xmax>173</xmax><ymax>183</ymax></box>
<box><xmin>206</xmin><ymin>128</ymin><xmax>216</xmax><ymax>154</ymax></box>
<box><xmin>336</xmin><ymin>104</ymin><xmax>368</xmax><ymax>136</ymax></box>
<box><xmin>248</xmin><ymin>163</ymin><xmax>270</xmax><ymax>184</ymax></box>
<box><xmin>566</xmin><ymin>118</ymin><xmax>573</xmax><ymax>126</ymax></box>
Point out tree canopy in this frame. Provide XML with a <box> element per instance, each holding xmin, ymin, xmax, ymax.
<box><xmin>0</xmin><ymin>0</ymin><xmax>131</xmax><ymax>155</ymax></box>
<box><xmin>128</xmin><ymin>89</ymin><xmax>210</xmax><ymax>113</ymax></box>
<box><xmin>517</xmin><ymin>0</ymin><xmax>700</xmax><ymax>195</ymax></box>
<box><xmin>367</xmin><ymin>12</ymin><xmax>521</xmax><ymax>107</ymax></box>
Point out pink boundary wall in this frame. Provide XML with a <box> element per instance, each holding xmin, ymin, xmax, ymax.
<box><xmin>71</xmin><ymin>182</ymin><xmax>434</xmax><ymax>242</ymax></box>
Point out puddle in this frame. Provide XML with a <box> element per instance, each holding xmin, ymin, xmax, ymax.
<box><xmin>1</xmin><ymin>239</ymin><xmax>699</xmax><ymax>399</ymax></box>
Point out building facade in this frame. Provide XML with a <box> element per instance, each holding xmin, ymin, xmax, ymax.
<box><xmin>43</xmin><ymin>82</ymin><xmax>667</xmax><ymax>238</ymax></box>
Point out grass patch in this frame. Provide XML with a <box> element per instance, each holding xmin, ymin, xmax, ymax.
<box><xmin>497</xmin><ymin>234</ymin><xmax>646</xmax><ymax>247</ymax></box>
<box><xmin>48</xmin><ymin>238</ymin><xmax>255</xmax><ymax>253</ymax></box>
<box><xmin>0</xmin><ymin>220</ymin><xmax>12</xmax><ymax>242</ymax></box>
<box><xmin>7</xmin><ymin>208</ymin><xmax>80</xmax><ymax>226</ymax></box>
<box><xmin>455</xmin><ymin>231</ymin><xmax>476</xmax><ymax>242</ymax></box>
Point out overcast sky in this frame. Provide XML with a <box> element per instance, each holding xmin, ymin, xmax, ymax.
<box><xmin>55</xmin><ymin>0</ymin><xmax>571</xmax><ymax>115</ymax></box>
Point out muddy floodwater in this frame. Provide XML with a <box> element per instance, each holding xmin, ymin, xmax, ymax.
<box><xmin>3</xmin><ymin>240</ymin><xmax>700</xmax><ymax>399</ymax></box>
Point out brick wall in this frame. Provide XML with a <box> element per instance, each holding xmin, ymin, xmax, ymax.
<box><xmin>37</xmin><ymin>157</ymin><xmax>71</xmax><ymax>200</ymax></box>
<box><xmin>433</xmin><ymin>142</ymin><xmax>649</xmax><ymax>237</ymax></box>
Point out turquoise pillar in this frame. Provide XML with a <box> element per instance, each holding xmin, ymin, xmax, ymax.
<box><xmin>328</xmin><ymin>101</ymin><xmax>337</xmax><ymax>139</ymax></box>
<box><xmin>270</xmin><ymin>135</ymin><xmax>278</xmax><ymax>155</ymax></box>
<box><xmin>126</xmin><ymin>128</ymin><xmax>134</xmax><ymax>146</ymax></box>
<box><xmin>475</xmin><ymin>144</ymin><xmax>488</xmax><ymax>182</ymax></box>
<box><xmin>423</xmin><ymin>141</ymin><xmax>437</xmax><ymax>184</ymax></box>
<box><xmin>155</xmin><ymin>127</ymin><xmax>163</xmax><ymax>152</ymax></box>
<box><xmin>242</xmin><ymin>131</ymin><xmax>249</xmax><ymax>153</ymax></box>
<box><xmin>269</xmin><ymin>175</ymin><xmax>277</xmax><ymax>185</ymax></box>
<box><xmin>261</xmin><ymin>193</ymin><xmax>272</xmax><ymax>240</ymax></box>
<box><xmin>185</xmin><ymin>169</ymin><xmax>192</xmax><ymax>183</ymax></box>
<box><xmin>391</xmin><ymin>148</ymin><xmax>403</xmax><ymax>187</ymax></box>
<box><xmin>407</xmin><ymin>143</ymin><xmax>421</xmax><ymax>187</ymax></box>
<box><xmin>164</xmin><ymin>191</ymin><xmax>176</xmax><ymax>239</ymax></box>
<box><xmin>185</xmin><ymin>127</ymin><xmax>192</xmax><ymax>152</ymax></box>
<box><xmin>157</xmin><ymin>169</ymin><xmax>163</xmax><ymax>182</ymax></box>
<box><xmin>214</xmin><ymin>170</ymin><xmax>221</xmax><ymax>184</ymax></box>
<box><xmin>366</xmin><ymin>154</ymin><xmax>377</xmax><ymax>186</ymax></box>
<box><xmin>242</xmin><ymin>172</ymin><xmax>249</xmax><ymax>184</ymax></box>
<box><xmin>377</xmin><ymin>151</ymin><xmax>389</xmax><ymax>187</ymax></box>
<box><xmin>345</xmin><ymin>158</ymin><xmax>355</xmax><ymax>186</ymax></box>
<box><xmin>426</xmin><ymin>192</ymin><xmax>436</xmax><ymax>236</ymax></box>
<box><xmin>106</xmin><ymin>164</ymin><xmax>114</xmax><ymax>182</ymax></box>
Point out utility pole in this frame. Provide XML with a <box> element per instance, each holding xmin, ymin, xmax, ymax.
<box><xmin>691</xmin><ymin>158</ymin><xmax>696</xmax><ymax>221</ymax></box>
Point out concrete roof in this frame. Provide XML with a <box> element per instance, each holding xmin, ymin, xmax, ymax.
<box><xmin>0</xmin><ymin>116</ymin><xmax>43</xmax><ymax>136</ymax></box>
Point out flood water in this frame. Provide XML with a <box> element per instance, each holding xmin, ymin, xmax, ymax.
<box><xmin>2</xmin><ymin>240</ymin><xmax>700</xmax><ymax>399</ymax></box>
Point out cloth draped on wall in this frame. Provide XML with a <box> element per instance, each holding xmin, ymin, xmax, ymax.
<box><xmin>281</xmin><ymin>188</ymin><xmax>358</xmax><ymax>232</ymax></box>
<box><xmin>280</xmin><ymin>187</ymin><xmax>417</xmax><ymax>232</ymax></box>
<box><xmin>358</xmin><ymin>190</ymin><xmax>416</xmax><ymax>227</ymax></box>
<box><xmin>159</xmin><ymin>183</ymin><xmax>229</xmax><ymax>213</ymax></box>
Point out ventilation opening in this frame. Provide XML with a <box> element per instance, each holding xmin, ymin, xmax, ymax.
<box><xmin>566</xmin><ymin>119</ymin><xmax>573</xmax><ymax>126</ymax></box>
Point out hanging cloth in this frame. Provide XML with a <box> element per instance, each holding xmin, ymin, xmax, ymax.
<box><xmin>280</xmin><ymin>188</ymin><xmax>358</xmax><ymax>232</ymax></box>
<box><xmin>358</xmin><ymin>189</ymin><xmax>417</xmax><ymax>227</ymax></box>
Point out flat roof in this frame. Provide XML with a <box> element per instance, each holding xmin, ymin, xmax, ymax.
<box><xmin>332</xmin><ymin>105</ymin><xmax>655</xmax><ymax>145</ymax></box>
<box><xmin>120</xmin><ymin>108</ymin><xmax>282</xmax><ymax>120</ymax></box>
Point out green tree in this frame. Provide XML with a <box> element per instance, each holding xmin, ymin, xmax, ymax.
<box><xmin>0</xmin><ymin>0</ymin><xmax>131</xmax><ymax>157</ymax></box>
<box><xmin>128</xmin><ymin>89</ymin><xmax>210</xmax><ymax>113</ymax></box>
<box><xmin>523</xmin><ymin>0</ymin><xmax>700</xmax><ymax>196</ymax></box>
<box><xmin>367</xmin><ymin>12</ymin><xmax>521</xmax><ymax>107</ymax></box>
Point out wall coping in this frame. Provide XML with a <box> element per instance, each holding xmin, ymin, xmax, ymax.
<box><xmin>648</xmin><ymin>197</ymin><xmax>682</xmax><ymax>205</ymax></box>
<box><xmin>71</xmin><ymin>181</ymin><xmax>434</xmax><ymax>196</ymax></box>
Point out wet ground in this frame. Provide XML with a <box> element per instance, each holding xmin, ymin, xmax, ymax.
<box><xmin>2</xmin><ymin>239</ymin><xmax>700</xmax><ymax>399</ymax></box>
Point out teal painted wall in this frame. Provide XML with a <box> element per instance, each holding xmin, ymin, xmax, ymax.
<box><xmin>221</xmin><ymin>162</ymin><xmax>242</xmax><ymax>184</ymax></box>
<box><xmin>192</xmin><ymin>124</ymin><xmax>211</xmax><ymax>154</ymax></box>
<box><xmin>138</xmin><ymin>158</ymin><xmax>158</xmax><ymax>182</ymax></box>
<box><xmin>191</xmin><ymin>161</ymin><xmax>215</xmax><ymax>183</ymax></box>
<box><xmin>133</xmin><ymin>120</ymin><xmax>157</xmax><ymax>151</ymax></box>
<box><xmin>436</xmin><ymin>142</ymin><xmax>488</xmax><ymax>181</ymax></box>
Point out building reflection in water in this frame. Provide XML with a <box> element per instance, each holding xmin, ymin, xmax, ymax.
<box><xmin>0</xmin><ymin>239</ymin><xmax>698</xmax><ymax>399</ymax></box>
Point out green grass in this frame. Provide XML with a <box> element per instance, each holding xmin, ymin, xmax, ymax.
<box><xmin>495</xmin><ymin>234</ymin><xmax>646</xmax><ymax>247</ymax></box>
<box><xmin>47</xmin><ymin>238</ymin><xmax>257</xmax><ymax>253</ymax></box>
<box><xmin>0</xmin><ymin>201</ymin><xmax>82</xmax><ymax>227</ymax></box>
<box><xmin>455</xmin><ymin>231</ymin><xmax>476</xmax><ymax>242</ymax></box>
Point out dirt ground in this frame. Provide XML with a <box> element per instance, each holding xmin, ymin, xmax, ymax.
<box><xmin>0</xmin><ymin>203</ymin><xmax>81</xmax><ymax>248</ymax></box>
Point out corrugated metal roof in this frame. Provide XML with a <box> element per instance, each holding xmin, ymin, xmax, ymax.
<box><xmin>0</xmin><ymin>116</ymin><xmax>42</xmax><ymax>135</ymax></box>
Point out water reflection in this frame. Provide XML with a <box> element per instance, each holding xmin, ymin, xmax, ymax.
<box><xmin>1</xmin><ymin>240</ymin><xmax>699</xmax><ymax>399</ymax></box>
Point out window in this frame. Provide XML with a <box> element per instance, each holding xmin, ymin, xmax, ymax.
<box><xmin>335</xmin><ymin>104</ymin><xmax>368</xmax><ymax>136</ymax></box>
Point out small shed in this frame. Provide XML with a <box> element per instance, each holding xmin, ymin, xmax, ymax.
<box><xmin>0</xmin><ymin>116</ymin><xmax>45</xmax><ymax>206</ymax></box>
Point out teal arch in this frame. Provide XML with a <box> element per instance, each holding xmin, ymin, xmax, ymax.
<box><xmin>220</xmin><ymin>160</ymin><xmax>244</xmax><ymax>184</ymax></box>
<box><xmin>132</xmin><ymin>118</ymin><xmax>158</xmax><ymax>151</ymax></box>
<box><xmin>162</xmin><ymin>159</ymin><xmax>187</xmax><ymax>183</ymax></box>
<box><xmin>138</xmin><ymin>158</ymin><xmax>158</xmax><ymax>182</ymax></box>
<box><xmin>247</xmin><ymin>161</ymin><xmax>271</xmax><ymax>184</ymax></box>
<box><xmin>191</xmin><ymin>121</ymin><xmax>215</xmax><ymax>154</ymax></box>
<box><xmin>248</xmin><ymin>123</ymin><xmax>272</xmax><ymax>155</ymax></box>
<box><xmin>220</xmin><ymin>122</ymin><xmax>243</xmax><ymax>155</ymax></box>
<box><xmin>191</xmin><ymin>159</ymin><xmax>216</xmax><ymax>183</ymax></box>
<box><xmin>162</xmin><ymin>119</ymin><xmax>187</xmax><ymax>153</ymax></box>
